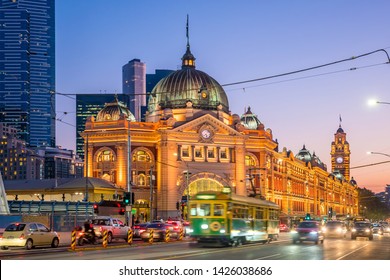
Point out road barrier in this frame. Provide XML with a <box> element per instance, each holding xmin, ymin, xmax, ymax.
<box><xmin>71</xmin><ymin>230</ymin><xmax>76</xmax><ymax>250</ymax></box>
<box><xmin>178</xmin><ymin>227</ymin><xmax>184</xmax><ymax>241</ymax></box>
<box><xmin>148</xmin><ymin>229</ymin><xmax>154</xmax><ymax>244</ymax></box>
<box><xmin>102</xmin><ymin>230</ymin><xmax>108</xmax><ymax>248</ymax></box>
<box><xmin>164</xmin><ymin>228</ymin><xmax>170</xmax><ymax>242</ymax></box>
<box><xmin>127</xmin><ymin>228</ymin><xmax>133</xmax><ymax>245</ymax></box>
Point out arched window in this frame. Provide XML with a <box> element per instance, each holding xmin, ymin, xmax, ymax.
<box><xmin>97</xmin><ymin>150</ymin><xmax>115</xmax><ymax>162</ymax></box>
<box><xmin>131</xmin><ymin>149</ymin><xmax>154</xmax><ymax>188</ymax></box>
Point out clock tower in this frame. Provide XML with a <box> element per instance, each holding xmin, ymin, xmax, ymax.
<box><xmin>331</xmin><ymin>124</ymin><xmax>351</xmax><ymax>180</ymax></box>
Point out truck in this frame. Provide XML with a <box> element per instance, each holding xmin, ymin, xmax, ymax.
<box><xmin>91</xmin><ymin>216</ymin><xmax>130</xmax><ymax>243</ymax></box>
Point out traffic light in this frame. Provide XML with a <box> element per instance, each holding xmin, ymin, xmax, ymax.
<box><xmin>93</xmin><ymin>204</ymin><xmax>99</xmax><ymax>214</ymax></box>
<box><xmin>176</xmin><ymin>201</ymin><xmax>180</xmax><ymax>210</ymax></box>
<box><xmin>123</xmin><ymin>192</ymin><xmax>131</xmax><ymax>205</ymax></box>
<box><xmin>328</xmin><ymin>207</ymin><xmax>333</xmax><ymax>218</ymax></box>
<box><xmin>119</xmin><ymin>208</ymin><xmax>125</xmax><ymax>215</ymax></box>
<box><xmin>305</xmin><ymin>213</ymin><xmax>311</xmax><ymax>220</ymax></box>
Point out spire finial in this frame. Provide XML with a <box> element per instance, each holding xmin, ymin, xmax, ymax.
<box><xmin>186</xmin><ymin>14</ymin><xmax>190</xmax><ymax>48</ymax></box>
<box><xmin>181</xmin><ymin>14</ymin><xmax>196</xmax><ymax>68</ymax></box>
<box><xmin>339</xmin><ymin>114</ymin><xmax>342</xmax><ymax>127</ymax></box>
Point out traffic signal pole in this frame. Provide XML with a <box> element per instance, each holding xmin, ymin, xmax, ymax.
<box><xmin>126</xmin><ymin>121</ymin><xmax>132</xmax><ymax>227</ymax></box>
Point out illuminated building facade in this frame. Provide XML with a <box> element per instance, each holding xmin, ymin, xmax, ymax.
<box><xmin>81</xmin><ymin>29</ymin><xmax>359</xmax><ymax>221</ymax></box>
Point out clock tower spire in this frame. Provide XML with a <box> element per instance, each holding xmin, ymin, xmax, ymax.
<box><xmin>330</xmin><ymin>121</ymin><xmax>351</xmax><ymax>180</ymax></box>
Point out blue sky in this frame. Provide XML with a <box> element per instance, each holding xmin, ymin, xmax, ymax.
<box><xmin>55</xmin><ymin>0</ymin><xmax>390</xmax><ymax>193</ymax></box>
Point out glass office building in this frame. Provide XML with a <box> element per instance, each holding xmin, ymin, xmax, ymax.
<box><xmin>0</xmin><ymin>0</ymin><xmax>55</xmax><ymax>147</ymax></box>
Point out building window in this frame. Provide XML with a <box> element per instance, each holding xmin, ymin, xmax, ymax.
<box><xmin>182</xmin><ymin>146</ymin><xmax>190</xmax><ymax>158</ymax></box>
<box><xmin>207</xmin><ymin>148</ymin><xmax>215</xmax><ymax>158</ymax></box>
<box><xmin>245</xmin><ymin>155</ymin><xmax>256</xmax><ymax>166</ymax></box>
<box><xmin>195</xmin><ymin>147</ymin><xmax>203</xmax><ymax>158</ymax></box>
<box><xmin>97</xmin><ymin>150</ymin><xmax>115</xmax><ymax>162</ymax></box>
<box><xmin>220</xmin><ymin>148</ymin><xmax>227</xmax><ymax>159</ymax></box>
<box><xmin>133</xmin><ymin>150</ymin><xmax>151</xmax><ymax>162</ymax></box>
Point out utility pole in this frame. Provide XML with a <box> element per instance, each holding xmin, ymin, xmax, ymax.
<box><xmin>126</xmin><ymin>121</ymin><xmax>132</xmax><ymax>227</ymax></box>
<box><xmin>149</xmin><ymin>165</ymin><xmax>154</xmax><ymax>222</ymax></box>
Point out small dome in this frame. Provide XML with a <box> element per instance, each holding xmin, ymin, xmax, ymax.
<box><xmin>296</xmin><ymin>145</ymin><xmax>312</xmax><ymax>162</ymax></box>
<box><xmin>240</xmin><ymin>107</ymin><xmax>263</xmax><ymax>130</ymax></box>
<box><xmin>96</xmin><ymin>97</ymin><xmax>136</xmax><ymax>122</ymax></box>
<box><xmin>350</xmin><ymin>177</ymin><xmax>357</xmax><ymax>186</ymax></box>
<box><xmin>337</xmin><ymin>125</ymin><xmax>344</xmax><ymax>133</ymax></box>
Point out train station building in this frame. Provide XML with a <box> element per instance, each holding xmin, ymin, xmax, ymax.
<box><xmin>80</xmin><ymin>33</ymin><xmax>359</xmax><ymax>222</ymax></box>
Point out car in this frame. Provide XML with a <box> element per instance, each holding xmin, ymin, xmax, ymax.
<box><xmin>379</xmin><ymin>222</ymin><xmax>390</xmax><ymax>234</ymax></box>
<box><xmin>132</xmin><ymin>223</ymin><xmax>149</xmax><ymax>238</ymax></box>
<box><xmin>140</xmin><ymin>222</ymin><xmax>178</xmax><ymax>242</ymax></box>
<box><xmin>351</xmin><ymin>222</ymin><xmax>373</xmax><ymax>240</ymax></box>
<box><xmin>91</xmin><ymin>216</ymin><xmax>130</xmax><ymax>243</ymax></box>
<box><xmin>0</xmin><ymin>222</ymin><xmax>60</xmax><ymax>250</ymax></box>
<box><xmin>291</xmin><ymin>221</ymin><xmax>324</xmax><ymax>244</ymax></box>
<box><xmin>279</xmin><ymin>223</ymin><xmax>290</xmax><ymax>232</ymax></box>
<box><xmin>166</xmin><ymin>220</ymin><xmax>185</xmax><ymax>236</ymax></box>
<box><xmin>323</xmin><ymin>220</ymin><xmax>347</xmax><ymax>238</ymax></box>
<box><xmin>371</xmin><ymin>224</ymin><xmax>384</xmax><ymax>235</ymax></box>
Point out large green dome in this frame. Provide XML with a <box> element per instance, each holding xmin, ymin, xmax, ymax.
<box><xmin>148</xmin><ymin>40</ymin><xmax>229</xmax><ymax>114</ymax></box>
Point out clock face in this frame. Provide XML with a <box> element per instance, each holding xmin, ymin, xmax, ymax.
<box><xmin>201</xmin><ymin>129</ymin><xmax>211</xmax><ymax>139</ymax></box>
<box><xmin>336</xmin><ymin>157</ymin><xmax>343</xmax><ymax>164</ymax></box>
<box><xmin>201</xmin><ymin>91</ymin><xmax>208</xmax><ymax>99</ymax></box>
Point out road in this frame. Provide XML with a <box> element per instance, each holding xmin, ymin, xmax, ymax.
<box><xmin>0</xmin><ymin>232</ymin><xmax>389</xmax><ymax>260</ymax></box>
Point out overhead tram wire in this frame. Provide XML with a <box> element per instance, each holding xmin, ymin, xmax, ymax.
<box><xmin>350</xmin><ymin>160</ymin><xmax>390</xmax><ymax>170</ymax></box>
<box><xmin>221</xmin><ymin>48</ymin><xmax>390</xmax><ymax>87</ymax></box>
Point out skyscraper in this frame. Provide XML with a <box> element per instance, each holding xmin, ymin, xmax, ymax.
<box><xmin>122</xmin><ymin>59</ymin><xmax>146</xmax><ymax>121</ymax></box>
<box><xmin>0</xmin><ymin>0</ymin><xmax>55</xmax><ymax>147</ymax></box>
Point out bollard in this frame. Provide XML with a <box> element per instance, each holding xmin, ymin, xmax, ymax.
<box><xmin>127</xmin><ymin>228</ymin><xmax>133</xmax><ymax>245</ymax></box>
<box><xmin>178</xmin><ymin>227</ymin><xmax>183</xmax><ymax>241</ymax></box>
<box><xmin>71</xmin><ymin>230</ymin><xmax>76</xmax><ymax>250</ymax></box>
<box><xmin>148</xmin><ymin>229</ymin><xmax>154</xmax><ymax>244</ymax></box>
<box><xmin>164</xmin><ymin>228</ymin><xmax>170</xmax><ymax>243</ymax></box>
<box><xmin>102</xmin><ymin>230</ymin><xmax>108</xmax><ymax>248</ymax></box>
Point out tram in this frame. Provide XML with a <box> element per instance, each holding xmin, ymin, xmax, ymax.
<box><xmin>188</xmin><ymin>188</ymin><xmax>280</xmax><ymax>246</ymax></box>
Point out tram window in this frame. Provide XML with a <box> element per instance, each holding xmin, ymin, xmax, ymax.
<box><xmin>198</xmin><ymin>204</ymin><xmax>211</xmax><ymax>216</ymax></box>
<box><xmin>256</xmin><ymin>209</ymin><xmax>264</xmax><ymax>219</ymax></box>
<box><xmin>214</xmin><ymin>204</ymin><xmax>224</xmax><ymax>216</ymax></box>
<box><xmin>190</xmin><ymin>204</ymin><xmax>197</xmax><ymax>216</ymax></box>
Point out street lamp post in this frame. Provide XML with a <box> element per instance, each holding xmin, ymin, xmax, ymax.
<box><xmin>367</xmin><ymin>151</ymin><xmax>390</xmax><ymax>158</ymax></box>
<box><xmin>368</xmin><ymin>99</ymin><xmax>390</xmax><ymax>106</ymax></box>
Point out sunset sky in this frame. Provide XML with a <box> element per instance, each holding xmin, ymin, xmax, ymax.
<box><xmin>55</xmin><ymin>0</ymin><xmax>390</xmax><ymax>193</ymax></box>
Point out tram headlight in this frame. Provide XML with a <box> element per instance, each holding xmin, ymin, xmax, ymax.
<box><xmin>201</xmin><ymin>224</ymin><xmax>209</xmax><ymax>230</ymax></box>
<box><xmin>220</xmin><ymin>229</ymin><xmax>226</xmax><ymax>234</ymax></box>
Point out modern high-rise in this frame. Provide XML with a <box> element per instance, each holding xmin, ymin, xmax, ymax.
<box><xmin>0</xmin><ymin>0</ymin><xmax>55</xmax><ymax>147</ymax></box>
<box><xmin>122</xmin><ymin>59</ymin><xmax>146</xmax><ymax>121</ymax></box>
<box><xmin>76</xmin><ymin>93</ymin><xmax>131</xmax><ymax>159</ymax></box>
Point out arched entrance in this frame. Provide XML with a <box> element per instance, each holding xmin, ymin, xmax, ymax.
<box><xmin>178</xmin><ymin>173</ymin><xmax>229</xmax><ymax>220</ymax></box>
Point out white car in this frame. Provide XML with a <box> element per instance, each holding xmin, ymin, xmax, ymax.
<box><xmin>0</xmin><ymin>222</ymin><xmax>60</xmax><ymax>250</ymax></box>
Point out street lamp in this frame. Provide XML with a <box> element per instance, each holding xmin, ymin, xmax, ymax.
<box><xmin>367</xmin><ymin>99</ymin><xmax>390</xmax><ymax>106</ymax></box>
<box><xmin>367</xmin><ymin>151</ymin><xmax>390</xmax><ymax>158</ymax></box>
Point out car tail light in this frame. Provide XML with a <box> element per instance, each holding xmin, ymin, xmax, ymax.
<box><xmin>99</xmin><ymin>226</ymin><xmax>103</xmax><ymax>232</ymax></box>
<box><xmin>19</xmin><ymin>233</ymin><xmax>25</xmax><ymax>240</ymax></box>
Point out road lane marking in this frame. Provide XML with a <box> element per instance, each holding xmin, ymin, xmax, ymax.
<box><xmin>254</xmin><ymin>254</ymin><xmax>281</xmax><ymax>260</ymax></box>
<box><xmin>336</xmin><ymin>243</ymin><xmax>369</xmax><ymax>260</ymax></box>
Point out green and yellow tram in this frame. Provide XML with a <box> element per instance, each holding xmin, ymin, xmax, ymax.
<box><xmin>188</xmin><ymin>189</ymin><xmax>280</xmax><ymax>246</ymax></box>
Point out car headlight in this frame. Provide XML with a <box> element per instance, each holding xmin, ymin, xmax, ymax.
<box><xmin>365</xmin><ymin>229</ymin><xmax>370</xmax><ymax>233</ymax></box>
<box><xmin>290</xmin><ymin>230</ymin><xmax>297</xmax><ymax>234</ymax></box>
<box><xmin>336</xmin><ymin>228</ymin><xmax>342</xmax><ymax>233</ymax></box>
<box><xmin>310</xmin><ymin>231</ymin><xmax>318</xmax><ymax>235</ymax></box>
<box><xmin>322</xmin><ymin>228</ymin><xmax>327</xmax><ymax>232</ymax></box>
<box><xmin>352</xmin><ymin>228</ymin><xmax>357</xmax><ymax>232</ymax></box>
